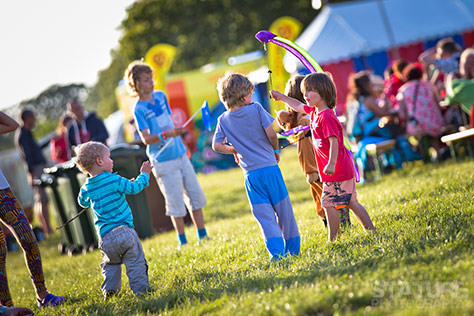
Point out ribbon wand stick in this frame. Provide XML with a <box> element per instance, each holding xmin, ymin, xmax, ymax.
<box><xmin>56</xmin><ymin>208</ymin><xmax>88</xmax><ymax>230</ymax></box>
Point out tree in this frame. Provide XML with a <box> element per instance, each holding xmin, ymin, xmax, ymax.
<box><xmin>17</xmin><ymin>83</ymin><xmax>88</xmax><ymax>121</ymax></box>
<box><xmin>7</xmin><ymin>83</ymin><xmax>89</xmax><ymax>139</ymax></box>
<box><xmin>92</xmin><ymin>0</ymin><xmax>354</xmax><ymax>119</ymax></box>
<box><xmin>92</xmin><ymin>0</ymin><xmax>317</xmax><ymax>118</ymax></box>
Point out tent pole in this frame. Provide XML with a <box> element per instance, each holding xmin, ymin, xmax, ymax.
<box><xmin>376</xmin><ymin>0</ymin><xmax>400</xmax><ymax>60</ymax></box>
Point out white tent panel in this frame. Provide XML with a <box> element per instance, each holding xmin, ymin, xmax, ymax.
<box><xmin>284</xmin><ymin>0</ymin><xmax>474</xmax><ymax>69</ymax></box>
<box><xmin>382</xmin><ymin>0</ymin><xmax>474</xmax><ymax>44</ymax></box>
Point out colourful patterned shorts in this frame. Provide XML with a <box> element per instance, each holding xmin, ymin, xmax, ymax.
<box><xmin>321</xmin><ymin>178</ymin><xmax>357</xmax><ymax>208</ymax></box>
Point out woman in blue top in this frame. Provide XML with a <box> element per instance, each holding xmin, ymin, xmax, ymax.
<box><xmin>125</xmin><ymin>61</ymin><xmax>208</xmax><ymax>247</ymax></box>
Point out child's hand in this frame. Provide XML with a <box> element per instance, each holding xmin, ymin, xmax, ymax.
<box><xmin>164</xmin><ymin>127</ymin><xmax>186</xmax><ymax>138</ymax></box>
<box><xmin>274</xmin><ymin>152</ymin><xmax>280</xmax><ymax>163</ymax></box>
<box><xmin>323</xmin><ymin>162</ymin><xmax>335</xmax><ymax>175</ymax></box>
<box><xmin>306</xmin><ymin>172</ymin><xmax>320</xmax><ymax>184</ymax></box>
<box><xmin>229</xmin><ymin>147</ymin><xmax>239</xmax><ymax>165</ymax></box>
<box><xmin>140</xmin><ymin>161</ymin><xmax>153</xmax><ymax>174</ymax></box>
<box><xmin>270</xmin><ymin>90</ymin><xmax>284</xmax><ymax>101</ymax></box>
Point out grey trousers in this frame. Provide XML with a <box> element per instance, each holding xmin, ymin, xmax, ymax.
<box><xmin>99</xmin><ymin>225</ymin><xmax>149</xmax><ymax>296</ymax></box>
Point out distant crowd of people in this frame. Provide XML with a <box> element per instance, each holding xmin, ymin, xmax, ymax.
<box><xmin>344</xmin><ymin>37</ymin><xmax>474</xmax><ymax>179</ymax></box>
<box><xmin>13</xmin><ymin>99</ymin><xmax>109</xmax><ymax>239</ymax></box>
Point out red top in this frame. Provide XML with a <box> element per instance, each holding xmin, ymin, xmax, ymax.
<box><xmin>384</xmin><ymin>74</ymin><xmax>404</xmax><ymax>109</ymax></box>
<box><xmin>50</xmin><ymin>135</ymin><xmax>70</xmax><ymax>163</ymax></box>
<box><xmin>304</xmin><ymin>106</ymin><xmax>354</xmax><ymax>182</ymax></box>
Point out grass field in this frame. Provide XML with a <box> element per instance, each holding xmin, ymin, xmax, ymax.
<box><xmin>6</xmin><ymin>147</ymin><xmax>474</xmax><ymax>315</ymax></box>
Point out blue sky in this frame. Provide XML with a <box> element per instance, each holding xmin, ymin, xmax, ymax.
<box><xmin>0</xmin><ymin>0</ymin><xmax>136</xmax><ymax>109</ymax></box>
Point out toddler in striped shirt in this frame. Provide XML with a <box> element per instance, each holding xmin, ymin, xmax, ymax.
<box><xmin>75</xmin><ymin>141</ymin><xmax>152</xmax><ymax>298</ymax></box>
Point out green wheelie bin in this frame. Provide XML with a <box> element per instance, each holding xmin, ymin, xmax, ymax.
<box><xmin>109</xmin><ymin>144</ymin><xmax>156</xmax><ymax>239</ymax></box>
<box><xmin>41</xmin><ymin>173</ymin><xmax>74</xmax><ymax>252</ymax></box>
<box><xmin>43</xmin><ymin>162</ymin><xmax>97</xmax><ymax>255</ymax></box>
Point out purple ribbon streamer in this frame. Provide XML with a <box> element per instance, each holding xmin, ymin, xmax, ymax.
<box><xmin>347</xmin><ymin>149</ymin><xmax>360</xmax><ymax>183</ymax></box>
<box><xmin>255</xmin><ymin>31</ymin><xmax>317</xmax><ymax>73</ymax></box>
<box><xmin>268</xmin><ymin>39</ymin><xmax>317</xmax><ymax>73</ymax></box>
<box><xmin>280</xmin><ymin>125</ymin><xmax>310</xmax><ymax>137</ymax></box>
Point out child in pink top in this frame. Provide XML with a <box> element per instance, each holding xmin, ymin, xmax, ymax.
<box><xmin>271</xmin><ymin>72</ymin><xmax>375</xmax><ymax>241</ymax></box>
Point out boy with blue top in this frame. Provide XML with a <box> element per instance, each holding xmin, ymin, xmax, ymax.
<box><xmin>212</xmin><ymin>72</ymin><xmax>300</xmax><ymax>260</ymax></box>
<box><xmin>75</xmin><ymin>141</ymin><xmax>151</xmax><ymax>298</ymax></box>
<box><xmin>125</xmin><ymin>61</ymin><xmax>208</xmax><ymax>247</ymax></box>
<box><xmin>133</xmin><ymin>89</ymin><xmax>187</xmax><ymax>163</ymax></box>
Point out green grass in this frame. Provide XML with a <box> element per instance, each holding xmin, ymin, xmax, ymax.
<box><xmin>6</xmin><ymin>147</ymin><xmax>474</xmax><ymax>315</ymax></box>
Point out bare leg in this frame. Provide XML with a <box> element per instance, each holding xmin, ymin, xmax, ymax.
<box><xmin>35</xmin><ymin>201</ymin><xmax>52</xmax><ymax>236</ymax></box>
<box><xmin>348</xmin><ymin>201</ymin><xmax>375</xmax><ymax>231</ymax></box>
<box><xmin>170</xmin><ymin>216</ymin><xmax>185</xmax><ymax>235</ymax></box>
<box><xmin>324</xmin><ymin>206</ymin><xmax>340</xmax><ymax>241</ymax></box>
<box><xmin>23</xmin><ymin>206</ymin><xmax>34</xmax><ymax>223</ymax></box>
<box><xmin>189</xmin><ymin>208</ymin><xmax>205</xmax><ymax>230</ymax></box>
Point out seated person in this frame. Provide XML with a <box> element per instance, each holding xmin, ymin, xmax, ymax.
<box><xmin>383</xmin><ymin>59</ymin><xmax>408</xmax><ymax>110</ymax></box>
<box><xmin>444</xmin><ymin>48</ymin><xmax>474</xmax><ymax>125</ymax></box>
<box><xmin>419</xmin><ymin>37</ymin><xmax>462</xmax><ymax>77</ymax></box>
<box><xmin>397</xmin><ymin>63</ymin><xmax>446</xmax><ymax>159</ymax></box>
<box><xmin>345</xmin><ymin>71</ymin><xmax>420</xmax><ymax>174</ymax></box>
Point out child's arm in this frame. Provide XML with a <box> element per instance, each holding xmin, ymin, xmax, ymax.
<box><xmin>77</xmin><ymin>188</ymin><xmax>91</xmax><ymax>209</ymax></box>
<box><xmin>270</xmin><ymin>90</ymin><xmax>306</xmax><ymax>113</ymax></box>
<box><xmin>212</xmin><ymin>141</ymin><xmax>236</xmax><ymax>155</ymax></box>
<box><xmin>138</xmin><ymin>128</ymin><xmax>185</xmax><ymax>145</ymax></box>
<box><xmin>0</xmin><ymin>111</ymin><xmax>19</xmax><ymax>135</ymax></box>
<box><xmin>418</xmin><ymin>47</ymin><xmax>436</xmax><ymax>66</ymax></box>
<box><xmin>264</xmin><ymin>124</ymin><xmax>280</xmax><ymax>163</ymax></box>
<box><xmin>117</xmin><ymin>172</ymin><xmax>150</xmax><ymax>195</ymax></box>
<box><xmin>323</xmin><ymin>136</ymin><xmax>338</xmax><ymax>175</ymax></box>
<box><xmin>212</xmin><ymin>142</ymin><xmax>239</xmax><ymax>165</ymax></box>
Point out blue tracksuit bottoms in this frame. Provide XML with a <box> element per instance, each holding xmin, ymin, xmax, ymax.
<box><xmin>244</xmin><ymin>165</ymin><xmax>300</xmax><ymax>260</ymax></box>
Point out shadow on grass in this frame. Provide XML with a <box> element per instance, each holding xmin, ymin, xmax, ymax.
<box><xmin>76</xmin><ymin>230</ymin><xmax>474</xmax><ymax>316</ymax></box>
<box><xmin>204</xmin><ymin>185</ymin><xmax>249</xmax><ymax>220</ymax></box>
<box><xmin>72</xmin><ymin>175</ymin><xmax>474</xmax><ymax>315</ymax></box>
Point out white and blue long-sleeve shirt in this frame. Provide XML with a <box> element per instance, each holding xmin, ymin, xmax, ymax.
<box><xmin>77</xmin><ymin>172</ymin><xmax>150</xmax><ymax>238</ymax></box>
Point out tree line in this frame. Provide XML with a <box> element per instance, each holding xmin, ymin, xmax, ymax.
<box><xmin>5</xmin><ymin>0</ymin><xmax>351</xmax><ymax>144</ymax></box>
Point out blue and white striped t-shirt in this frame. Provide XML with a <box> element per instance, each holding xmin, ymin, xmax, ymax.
<box><xmin>77</xmin><ymin>172</ymin><xmax>149</xmax><ymax>238</ymax></box>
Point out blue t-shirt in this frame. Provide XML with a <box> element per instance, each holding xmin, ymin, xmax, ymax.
<box><xmin>133</xmin><ymin>91</ymin><xmax>187</xmax><ymax>162</ymax></box>
<box><xmin>213</xmin><ymin>102</ymin><xmax>276</xmax><ymax>172</ymax></box>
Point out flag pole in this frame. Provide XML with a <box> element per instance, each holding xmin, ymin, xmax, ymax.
<box><xmin>156</xmin><ymin>101</ymin><xmax>208</xmax><ymax>157</ymax></box>
<box><xmin>182</xmin><ymin>101</ymin><xmax>207</xmax><ymax>128</ymax></box>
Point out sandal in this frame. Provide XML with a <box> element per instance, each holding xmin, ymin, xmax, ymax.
<box><xmin>37</xmin><ymin>293</ymin><xmax>67</xmax><ymax>308</ymax></box>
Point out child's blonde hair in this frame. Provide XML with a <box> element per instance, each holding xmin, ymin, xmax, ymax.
<box><xmin>124</xmin><ymin>60</ymin><xmax>153</xmax><ymax>96</ymax></box>
<box><xmin>74</xmin><ymin>141</ymin><xmax>107</xmax><ymax>174</ymax></box>
<box><xmin>217</xmin><ymin>72</ymin><xmax>254</xmax><ymax>110</ymax></box>
<box><xmin>302</xmin><ymin>72</ymin><xmax>337</xmax><ymax>109</ymax></box>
